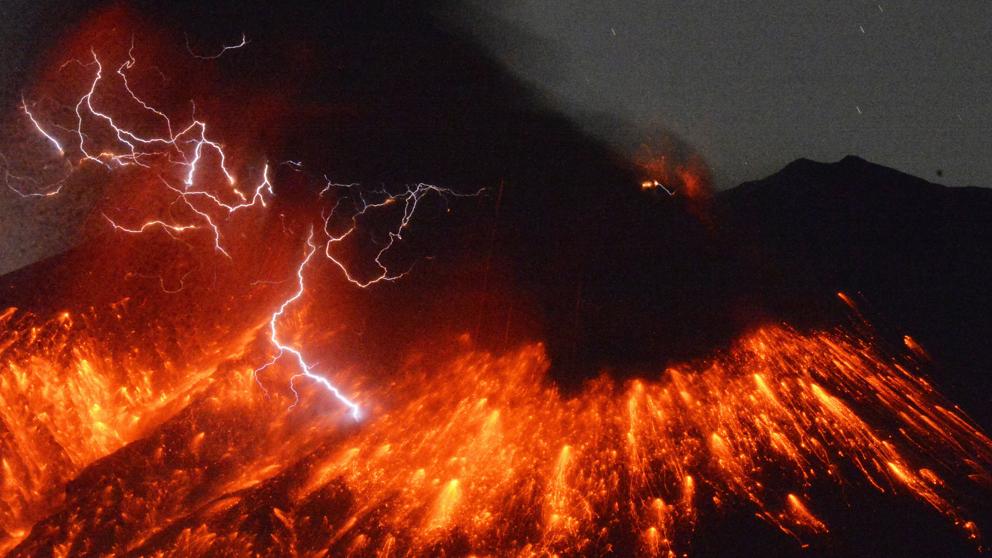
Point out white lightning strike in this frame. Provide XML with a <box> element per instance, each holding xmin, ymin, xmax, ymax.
<box><xmin>185</xmin><ymin>33</ymin><xmax>248</xmax><ymax>60</ymax></box>
<box><xmin>255</xmin><ymin>228</ymin><xmax>362</xmax><ymax>420</ymax></box>
<box><xmin>321</xmin><ymin>180</ymin><xmax>483</xmax><ymax>288</ymax></box>
<box><xmin>15</xmin><ymin>43</ymin><xmax>268</xmax><ymax>255</ymax></box>
<box><xmin>16</xmin><ymin>41</ymin><xmax>479</xmax><ymax>419</ymax></box>
<box><xmin>60</xmin><ymin>43</ymin><xmax>238</xmax><ymax>188</ymax></box>
<box><xmin>1</xmin><ymin>152</ymin><xmax>70</xmax><ymax>198</ymax></box>
<box><xmin>20</xmin><ymin>97</ymin><xmax>64</xmax><ymax>155</ymax></box>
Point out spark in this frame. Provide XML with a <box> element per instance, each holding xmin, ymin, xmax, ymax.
<box><xmin>255</xmin><ymin>228</ymin><xmax>362</xmax><ymax>420</ymax></box>
<box><xmin>174</xmin><ymin>163</ymin><xmax>272</xmax><ymax>214</ymax></box>
<box><xmin>73</xmin><ymin>49</ymin><xmax>145</xmax><ymax>168</ymax></box>
<box><xmin>185</xmin><ymin>32</ymin><xmax>248</xmax><ymax>60</ymax></box>
<box><xmin>118</xmin><ymin>39</ymin><xmax>175</xmax><ymax>140</ymax></box>
<box><xmin>641</xmin><ymin>179</ymin><xmax>675</xmax><ymax>196</ymax></box>
<box><xmin>101</xmin><ymin>168</ymin><xmax>272</xmax><ymax>258</ymax></box>
<box><xmin>172</xmin><ymin>188</ymin><xmax>233</xmax><ymax>258</ymax></box>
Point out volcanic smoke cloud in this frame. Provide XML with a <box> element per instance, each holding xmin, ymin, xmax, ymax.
<box><xmin>1</xmin><ymin>6</ymin><xmax>991</xmax><ymax>558</ymax></box>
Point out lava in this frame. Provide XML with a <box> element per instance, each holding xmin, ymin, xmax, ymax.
<box><xmin>2</xmin><ymin>311</ymin><xmax>990</xmax><ymax>556</ymax></box>
<box><xmin>2</xmin><ymin>18</ymin><xmax>992</xmax><ymax>558</ymax></box>
<box><xmin>632</xmin><ymin>132</ymin><xmax>712</xmax><ymax>201</ymax></box>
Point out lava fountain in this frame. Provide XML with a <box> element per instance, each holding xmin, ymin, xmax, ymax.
<box><xmin>1</xmin><ymin>17</ymin><xmax>991</xmax><ymax>558</ymax></box>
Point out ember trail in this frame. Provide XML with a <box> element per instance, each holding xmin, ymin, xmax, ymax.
<box><xmin>1</xmin><ymin>23</ymin><xmax>991</xmax><ymax>558</ymax></box>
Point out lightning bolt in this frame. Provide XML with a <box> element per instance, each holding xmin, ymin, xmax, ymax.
<box><xmin>185</xmin><ymin>33</ymin><xmax>248</xmax><ymax>60</ymax></box>
<box><xmin>320</xmin><ymin>179</ymin><xmax>484</xmax><ymax>288</ymax></box>
<box><xmin>14</xmin><ymin>39</ymin><xmax>480</xmax><ymax>420</ymax></box>
<box><xmin>254</xmin><ymin>228</ymin><xmax>362</xmax><ymax>420</ymax></box>
<box><xmin>13</xmin><ymin>42</ymin><xmax>269</xmax><ymax>255</ymax></box>
<box><xmin>20</xmin><ymin>96</ymin><xmax>64</xmax><ymax>156</ymax></box>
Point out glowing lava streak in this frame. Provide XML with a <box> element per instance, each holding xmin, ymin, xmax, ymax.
<box><xmin>255</xmin><ymin>228</ymin><xmax>362</xmax><ymax>420</ymax></box>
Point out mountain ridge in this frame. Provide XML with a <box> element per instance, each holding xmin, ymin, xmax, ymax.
<box><xmin>713</xmin><ymin>154</ymin><xmax>992</xmax><ymax>427</ymax></box>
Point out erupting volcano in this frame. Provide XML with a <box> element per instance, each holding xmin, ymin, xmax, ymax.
<box><xmin>2</xmin><ymin>4</ymin><xmax>991</xmax><ymax>557</ymax></box>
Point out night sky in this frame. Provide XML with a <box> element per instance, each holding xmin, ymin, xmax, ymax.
<box><xmin>1</xmin><ymin>1</ymin><xmax>990</xmax><ymax>274</ymax></box>
<box><xmin>453</xmin><ymin>1</ymin><xmax>992</xmax><ymax>188</ymax></box>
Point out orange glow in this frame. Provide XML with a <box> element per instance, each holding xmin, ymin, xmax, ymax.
<box><xmin>3</xmin><ymin>15</ymin><xmax>991</xmax><ymax>557</ymax></box>
<box><xmin>903</xmin><ymin>334</ymin><xmax>929</xmax><ymax>359</ymax></box>
<box><xmin>633</xmin><ymin>135</ymin><xmax>713</xmax><ymax>201</ymax></box>
<box><xmin>3</xmin><ymin>309</ymin><xmax>991</xmax><ymax>555</ymax></box>
<box><xmin>786</xmin><ymin>493</ymin><xmax>827</xmax><ymax>534</ymax></box>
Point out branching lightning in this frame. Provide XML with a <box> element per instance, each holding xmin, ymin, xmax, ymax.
<box><xmin>13</xmin><ymin>40</ymin><xmax>268</xmax><ymax>258</ymax></box>
<box><xmin>12</xmin><ymin>40</ymin><xmax>477</xmax><ymax>420</ymax></box>
<box><xmin>254</xmin><ymin>228</ymin><xmax>362</xmax><ymax>420</ymax></box>
<box><xmin>6</xmin><ymin>26</ymin><xmax>992</xmax><ymax>558</ymax></box>
<box><xmin>320</xmin><ymin>179</ymin><xmax>484</xmax><ymax>288</ymax></box>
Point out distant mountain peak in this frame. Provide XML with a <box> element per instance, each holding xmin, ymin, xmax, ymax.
<box><xmin>781</xmin><ymin>154</ymin><xmax>875</xmax><ymax>176</ymax></box>
<box><xmin>727</xmin><ymin>155</ymin><xmax>949</xmax><ymax>201</ymax></box>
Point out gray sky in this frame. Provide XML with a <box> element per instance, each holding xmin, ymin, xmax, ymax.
<box><xmin>454</xmin><ymin>1</ymin><xmax>992</xmax><ymax>188</ymax></box>
<box><xmin>1</xmin><ymin>2</ymin><xmax>989</xmax><ymax>274</ymax></box>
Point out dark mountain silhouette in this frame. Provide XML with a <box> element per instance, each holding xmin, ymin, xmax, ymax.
<box><xmin>713</xmin><ymin>155</ymin><xmax>992</xmax><ymax>427</ymax></box>
<box><xmin>7</xmin><ymin>153</ymin><xmax>991</xmax><ymax>557</ymax></box>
